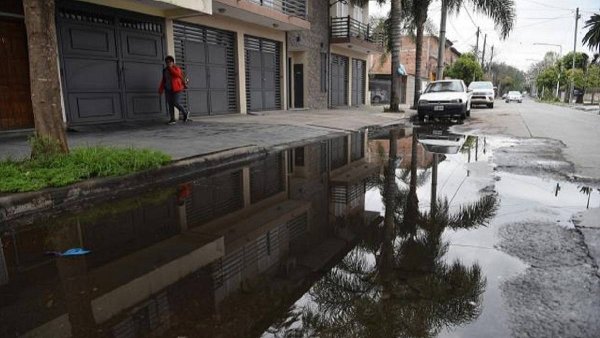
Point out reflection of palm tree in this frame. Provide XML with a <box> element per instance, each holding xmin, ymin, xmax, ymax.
<box><xmin>294</xmin><ymin>129</ymin><xmax>498</xmax><ymax>337</ymax></box>
<box><xmin>580</xmin><ymin>186</ymin><xmax>593</xmax><ymax>209</ymax></box>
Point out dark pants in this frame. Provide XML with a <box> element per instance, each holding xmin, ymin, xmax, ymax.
<box><xmin>165</xmin><ymin>91</ymin><xmax>189</xmax><ymax>121</ymax></box>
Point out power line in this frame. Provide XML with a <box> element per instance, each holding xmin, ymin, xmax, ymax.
<box><xmin>521</xmin><ymin>0</ymin><xmax>571</xmax><ymax>10</ymax></box>
<box><xmin>462</xmin><ymin>4</ymin><xmax>478</xmax><ymax>28</ymax></box>
<box><xmin>513</xmin><ymin>16</ymin><xmax>571</xmax><ymax>29</ymax></box>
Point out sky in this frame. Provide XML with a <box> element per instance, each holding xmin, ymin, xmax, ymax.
<box><xmin>369</xmin><ymin>0</ymin><xmax>599</xmax><ymax>72</ymax></box>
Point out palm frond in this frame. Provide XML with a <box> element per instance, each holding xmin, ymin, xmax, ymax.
<box><xmin>583</xmin><ymin>14</ymin><xmax>600</xmax><ymax>52</ymax></box>
<box><xmin>447</xmin><ymin>194</ymin><xmax>499</xmax><ymax>230</ymax></box>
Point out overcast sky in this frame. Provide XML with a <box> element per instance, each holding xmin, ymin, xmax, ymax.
<box><xmin>369</xmin><ymin>0</ymin><xmax>599</xmax><ymax>71</ymax></box>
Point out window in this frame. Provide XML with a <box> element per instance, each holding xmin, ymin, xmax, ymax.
<box><xmin>320</xmin><ymin>52</ymin><xmax>327</xmax><ymax>92</ymax></box>
<box><xmin>353</xmin><ymin>6</ymin><xmax>364</xmax><ymax>23</ymax></box>
<box><xmin>336</xmin><ymin>1</ymin><xmax>348</xmax><ymax>17</ymax></box>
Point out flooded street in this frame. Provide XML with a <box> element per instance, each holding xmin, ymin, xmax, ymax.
<box><xmin>1</xmin><ymin>125</ymin><xmax>599</xmax><ymax>337</ymax></box>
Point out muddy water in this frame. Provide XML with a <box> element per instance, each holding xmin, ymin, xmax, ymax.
<box><xmin>1</xmin><ymin>127</ymin><xmax>598</xmax><ymax>337</ymax></box>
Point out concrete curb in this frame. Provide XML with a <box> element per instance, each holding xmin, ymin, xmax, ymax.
<box><xmin>0</xmin><ymin>131</ymin><xmax>356</xmax><ymax>227</ymax></box>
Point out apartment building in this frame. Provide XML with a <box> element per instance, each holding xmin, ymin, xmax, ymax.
<box><xmin>0</xmin><ymin>0</ymin><xmax>381</xmax><ymax>131</ymax></box>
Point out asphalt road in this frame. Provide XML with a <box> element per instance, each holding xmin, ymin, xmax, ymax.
<box><xmin>457</xmin><ymin>98</ymin><xmax>600</xmax><ymax>182</ymax></box>
<box><xmin>449</xmin><ymin>97</ymin><xmax>600</xmax><ymax>337</ymax></box>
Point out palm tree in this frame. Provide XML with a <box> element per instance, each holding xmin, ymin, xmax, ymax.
<box><xmin>352</xmin><ymin>0</ymin><xmax>404</xmax><ymax>111</ymax></box>
<box><xmin>283</xmin><ymin>128</ymin><xmax>498</xmax><ymax>337</ymax></box>
<box><xmin>580</xmin><ymin>186</ymin><xmax>593</xmax><ymax>209</ymax></box>
<box><xmin>402</xmin><ymin>0</ymin><xmax>434</xmax><ymax>108</ymax></box>
<box><xmin>582</xmin><ymin>13</ymin><xmax>600</xmax><ymax>53</ymax></box>
<box><xmin>436</xmin><ymin>0</ymin><xmax>516</xmax><ymax>80</ymax></box>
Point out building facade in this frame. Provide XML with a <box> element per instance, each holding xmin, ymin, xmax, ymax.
<box><xmin>0</xmin><ymin>0</ymin><xmax>380</xmax><ymax>132</ymax></box>
<box><xmin>369</xmin><ymin>34</ymin><xmax>461</xmax><ymax>105</ymax></box>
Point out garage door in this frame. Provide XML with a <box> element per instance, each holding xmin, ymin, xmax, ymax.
<box><xmin>174</xmin><ymin>22</ymin><xmax>237</xmax><ymax>116</ymax></box>
<box><xmin>331</xmin><ymin>54</ymin><xmax>348</xmax><ymax>107</ymax></box>
<box><xmin>352</xmin><ymin>59</ymin><xmax>365</xmax><ymax>106</ymax></box>
<box><xmin>57</xmin><ymin>3</ymin><xmax>165</xmax><ymax>125</ymax></box>
<box><xmin>245</xmin><ymin>36</ymin><xmax>281</xmax><ymax>112</ymax></box>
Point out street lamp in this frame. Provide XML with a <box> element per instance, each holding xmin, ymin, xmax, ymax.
<box><xmin>533</xmin><ymin>43</ymin><xmax>563</xmax><ymax>98</ymax></box>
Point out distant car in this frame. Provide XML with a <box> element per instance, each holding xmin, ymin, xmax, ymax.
<box><xmin>468</xmin><ymin>81</ymin><xmax>495</xmax><ymax>108</ymax></box>
<box><xmin>417</xmin><ymin>80</ymin><xmax>472</xmax><ymax>121</ymax></box>
<box><xmin>505</xmin><ymin>91</ymin><xmax>523</xmax><ymax>103</ymax></box>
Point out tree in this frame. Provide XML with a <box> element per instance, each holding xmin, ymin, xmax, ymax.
<box><xmin>536</xmin><ymin>66</ymin><xmax>559</xmax><ymax>99</ymax></box>
<box><xmin>586</xmin><ymin>64</ymin><xmax>600</xmax><ymax>104</ymax></box>
<box><xmin>582</xmin><ymin>13</ymin><xmax>600</xmax><ymax>53</ymax></box>
<box><xmin>490</xmin><ymin>62</ymin><xmax>526</xmax><ymax>94</ymax></box>
<box><xmin>22</xmin><ymin>0</ymin><xmax>69</xmax><ymax>155</ymax></box>
<box><xmin>567</xmin><ymin>68</ymin><xmax>586</xmax><ymax>90</ymax></box>
<box><xmin>444</xmin><ymin>53</ymin><xmax>483</xmax><ymax>85</ymax></box>
<box><xmin>402</xmin><ymin>0</ymin><xmax>434</xmax><ymax>107</ymax></box>
<box><xmin>560</xmin><ymin>52</ymin><xmax>590</xmax><ymax>71</ymax></box>
<box><xmin>353</xmin><ymin>0</ymin><xmax>403</xmax><ymax>112</ymax></box>
<box><xmin>436</xmin><ymin>0</ymin><xmax>516</xmax><ymax>81</ymax></box>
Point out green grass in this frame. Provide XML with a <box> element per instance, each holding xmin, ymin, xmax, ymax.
<box><xmin>0</xmin><ymin>147</ymin><xmax>171</xmax><ymax>193</ymax></box>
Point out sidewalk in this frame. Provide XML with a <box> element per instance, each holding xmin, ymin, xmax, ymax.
<box><xmin>0</xmin><ymin>105</ymin><xmax>414</xmax><ymax>161</ymax></box>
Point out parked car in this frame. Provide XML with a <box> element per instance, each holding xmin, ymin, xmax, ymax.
<box><xmin>505</xmin><ymin>91</ymin><xmax>523</xmax><ymax>103</ymax></box>
<box><xmin>468</xmin><ymin>81</ymin><xmax>495</xmax><ymax>108</ymax></box>
<box><xmin>417</xmin><ymin>127</ymin><xmax>466</xmax><ymax>154</ymax></box>
<box><xmin>417</xmin><ymin>80</ymin><xmax>472</xmax><ymax>121</ymax></box>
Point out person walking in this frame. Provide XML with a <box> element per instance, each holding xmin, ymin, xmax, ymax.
<box><xmin>159</xmin><ymin>56</ymin><xmax>191</xmax><ymax>124</ymax></box>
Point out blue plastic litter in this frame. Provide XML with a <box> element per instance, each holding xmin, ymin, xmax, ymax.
<box><xmin>61</xmin><ymin>248</ymin><xmax>91</xmax><ymax>256</ymax></box>
<box><xmin>45</xmin><ymin>248</ymin><xmax>91</xmax><ymax>257</ymax></box>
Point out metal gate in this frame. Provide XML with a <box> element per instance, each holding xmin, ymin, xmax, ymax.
<box><xmin>331</xmin><ymin>54</ymin><xmax>348</xmax><ymax>106</ymax></box>
<box><xmin>245</xmin><ymin>36</ymin><xmax>281</xmax><ymax>111</ymax></box>
<box><xmin>352</xmin><ymin>59</ymin><xmax>365</xmax><ymax>105</ymax></box>
<box><xmin>174</xmin><ymin>22</ymin><xmax>237</xmax><ymax>116</ymax></box>
<box><xmin>57</xmin><ymin>2</ymin><xmax>165</xmax><ymax>125</ymax></box>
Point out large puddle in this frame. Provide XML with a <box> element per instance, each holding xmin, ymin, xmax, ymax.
<box><xmin>1</xmin><ymin>126</ymin><xmax>598</xmax><ymax>337</ymax></box>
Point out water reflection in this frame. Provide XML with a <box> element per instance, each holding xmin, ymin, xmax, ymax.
<box><xmin>266</xmin><ymin>128</ymin><xmax>499</xmax><ymax>337</ymax></box>
<box><xmin>0</xmin><ymin>127</ymin><xmax>507</xmax><ymax>337</ymax></box>
<box><xmin>0</xmin><ymin>132</ymin><xmax>380</xmax><ymax>338</ymax></box>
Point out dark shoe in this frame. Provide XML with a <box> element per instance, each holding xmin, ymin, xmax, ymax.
<box><xmin>183</xmin><ymin>118</ymin><xmax>193</xmax><ymax>123</ymax></box>
<box><xmin>167</xmin><ymin>120</ymin><xmax>176</xmax><ymax>125</ymax></box>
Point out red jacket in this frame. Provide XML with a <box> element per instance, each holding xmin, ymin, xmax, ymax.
<box><xmin>159</xmin><ymin>65</ymin><xmax>186</xmax><ymax>94</ymax></box>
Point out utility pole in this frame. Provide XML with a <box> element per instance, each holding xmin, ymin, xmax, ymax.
<box><xmin>436</xmin><ymin>0</ymin><xmax>448</xmax><ymax>80</ymax></box>
<box><xmin>475</xmin><ymin>27</ymin><xmax>480</xmax><ymax>57</ymax></box>
<box><xmin>569</xmin><ymin>7</ymin><xmax>580</xmax><ymax>103</ymax></box>
<box><xmin>489</xmin><ymin>45</ymin><xmax>494</xmax><ymax>72</ymax></box>
<box><xmin>481</xmin><ymin>34</ymin><xmax>487</xmax><ymax>69</ymax></box>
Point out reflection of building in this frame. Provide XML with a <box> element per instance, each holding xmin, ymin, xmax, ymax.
<box><xmin>368</xmin><ymin>130</ymin><xmax>434</xmax><ymax>169</ymax></box>
<box><xmin>0</xmin><ymin>131</ymin><xmax>379</xmax><ymax>337</ymax></box>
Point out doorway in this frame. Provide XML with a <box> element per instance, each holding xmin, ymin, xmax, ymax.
<box><xmin>293</xmin><ymin>64</ymin><xmax>304</xmax><ymax>108</ymax></box>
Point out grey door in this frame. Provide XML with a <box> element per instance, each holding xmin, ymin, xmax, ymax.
<box><xmin>57</xmin><ymin>3</ymin><xmax>165</xmax><ymax>125</ymax></box>
<box><xmin>351</xmin><ymin>59</ymin><xmax>365</xmax><ymax>106</ymax></box>
<box><xmin>331</xmin><ymin>54</ymin><xmax>348</xmax><ymax>107</ymax></box>
<box><xmin>245</xmin><ymin>36</ymin><xmax>281</xmax><ymax>112</ymax></box>
<box><xmin>174</xmin><ymin>22</ymin><xmax>236</xmax><ymax>116</ymax></box>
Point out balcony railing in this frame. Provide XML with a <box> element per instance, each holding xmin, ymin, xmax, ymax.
<box><xmin>330</xmin><ymin>16</ymin><xmax>374</xmax><ymax>43</ymax></box>
<box><xmin>247</xmin><ymin>0</ymin><xmax>307</xmax><ymax>20</ymax></box>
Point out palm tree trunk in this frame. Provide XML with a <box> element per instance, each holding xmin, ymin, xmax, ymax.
<box><xmin>22</xmin><ymin>0</ymin><xmax>69</xmax><ymax>154</ymax></box>
<box><xmin>413</xmin><ymin>22</ymin><xmax>425</xmax><ymax>107</ymax></box>
<box><xmin>389</xmin><ymin>0</ymin><xmax>403</xmax><ymax>112</ymax></box>
<box><xmin>436</xmin><ymin>0</ymin><xmax>448</xmax><ymax>80</ymax></box>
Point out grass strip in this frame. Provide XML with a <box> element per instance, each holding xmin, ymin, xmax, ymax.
<box><xmin>0</xmin><ymin>147</ymin><xmax>171</xmax><ymax>193</ymax></box>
